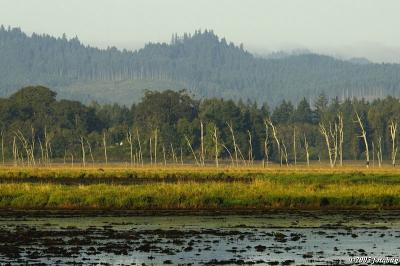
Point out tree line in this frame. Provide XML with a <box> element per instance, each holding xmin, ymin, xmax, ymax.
<box><xmin>1</xmin><ymin>86</ymin><xmax>400</xmax><ymax>167</ymax></box>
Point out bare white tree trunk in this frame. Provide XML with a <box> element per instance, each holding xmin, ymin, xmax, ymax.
<box><xmin>1</xmin><ymin>130</ymin><xmax>4</xmax><ymax>165</ymax></box>
<box><xmin>264</xmin><ymin>121</ymin><xmax>269</xmax><ymax>167</ymax></box>
<box><xmin>200</xmin><ymin>121</ymin><xmax>205</xmax><ymax>166</ymax></box>
<box><xmin>266</xmin><ymin>118</ymin><xmax>281</xmax><ymax>166</ymax></box>
<box><xmin>86</xmin><ymin>139</ymin><xmax>95</xmax><ymax>166</ymax></box>
<box><xmin>304</xmin><ymin>134</ymin><xmax>310</xmax><ymax>167</ymax></box>
<box><xmin>389</xmin><ymin>120</ymin><xmax>397</xmax><ymax>167</ymax></box>
<box><xmin>319</xmin><ymin>123</ymin><xmax>334</xmax><ymax>167</ymax></box>
<box><xmin>221</xmin><ymin>143</ymin><xmax>234</xmax><ymax>166</ymax></box>
<box><xmin>226</xmin><ymin>122</ymin><xmax>238</xmax><ymax>166</ymax></box>
<box><xmin>293</xmin><ymin>126</ymin><xmax>297</xmax><ymax>166</ymax></box>
<box><xmin>136</xmin><ymin>129</ymin><xmax>143</xmax><ymax>166</ymax></box>
<box><xmin>126</xmin><ymin>130</ymin><xmax>133</xmax><ymax>166</ymax></box>
<box><xmin>377</xmin><ymin>136</ymin><xmax>382</xmax><ymax>167</ymax></box>
<box><xmin>162</xmin><ymin>145</ymin><xmax>167</xmax><ymax>166</ymax></box>
<box><xmin>80</xmin><ymin>136</ymin><xmax>86</xmax><ymax>168</ymax></box>
<box><xmin>337</xmin><ymin>113</ymin><xmax>344</xmax><ymax>166</ymax></box>
<box><xmin>281</xmin><ymin>141</ymin><xmax>289</xmax><ymax>166</ymax></box>
<box><xmin>355</xmin><ymin>111</ymin><xmax>370</xmax><ymax>168</ymax></box>
<box><xmin>247</xmin><ymin>130</ymin><xmax>254</xmax><ymax>165</ymax></box>
<box><xmin>103</xmin><ymin>132</ymin><xmax>108</xmax><ymax>165</ymax></box>
<box><xmin>184</xmin><ymin>135</ymin><xmax>199</xmax><ymax>166</ymax></box>
<box><xmin>149</xmin><ymin>137</ymin><xmax>153</xmax><ymax>165</ymax></box>
<box><xmin>213</xmin><ymin>126</ymin><xmax>219</xmax><ymax>167</ymax></box>
<box><xmin>154</xmin><ymin>129</ymin><xmax>158</xmax><ymax>165</ymax></box>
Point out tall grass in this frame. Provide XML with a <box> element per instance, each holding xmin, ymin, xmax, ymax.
<box><xmin>0</xmin><ymin>180</ymin><xmax>399</xmax><ymax>210</ymax></box>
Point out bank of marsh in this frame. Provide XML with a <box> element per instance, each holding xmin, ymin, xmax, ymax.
<box><xmin>0</xmin><ymin>165</ymin><xmax>399</xmax><ymax>210</ymax></box>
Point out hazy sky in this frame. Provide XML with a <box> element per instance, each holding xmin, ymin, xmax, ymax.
<box><xmin>1</xmin><ymin>0</ymin><xmax>400</xmax><ymax>62</ymax></box>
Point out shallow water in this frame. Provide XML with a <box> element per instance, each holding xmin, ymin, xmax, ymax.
<box><xmin>0</xmin><ymin>211</ymin><xmax>399</xmax><ymax>265</ymax></box>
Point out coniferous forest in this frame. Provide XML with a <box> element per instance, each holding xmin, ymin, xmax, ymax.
<box><xmin>2</xmin><ymin>85</ymin><xmax>400</xmax><ymax>166</ymax></box>
<box><xmin>1</xmin><ymin>26</ymin><xmax>400</xmax><ymax>106</ymax></box>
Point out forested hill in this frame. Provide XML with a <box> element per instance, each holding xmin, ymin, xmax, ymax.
<box><xmin>1</xmin><ymin>26</ymin><xmax>400</xmax><ymax>106</ymax></box>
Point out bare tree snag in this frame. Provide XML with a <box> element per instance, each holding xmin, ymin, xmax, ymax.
<box><xmin>1</xmin><ymin>130</ymin><xmax>4</xmax><ymax>165</ymax></box>
<box><xmin>355</xmin><ymin>111</ymin><xmax>370</xmax><ymax>168</ymax></box>
<box><xmin>213</xmin><ymin>126</ymin><xmax>219</xmax><ymax>167</ymax></box>
<box><xmin>221</xmin><ymin>143</ymin><xmax>234</xmax><ymax>166</ymax></box>
<box><xmin>377</xmin><ymin>136</ymin><xmax>383</xmax><ymax>167</ymax></box>
<box><xmin>154</xmin><ymin>129</ymin><xmax>158</xmax><ymax>165</ymax></box>
<box><xmin>136</xmin><ymin>129</ymin><xmax>143</xmax><ymax>166</ymax></box>
<box><xmin>281</xmin><ymin>141</ymin><xmax>289</xmax><ymax>166</ymax></box>
<box><xmin>263</xmin><ymin>121</ymin><xmax>269</xmax><ymax>167</ymax></box>
<box><xmin>247</xmin><ymin>130</ymin><xmax>254</xmax><ymax>165</ymax></box>
<box><xmin>80</xmin><ymin>136</ymin><xmax>86</xmax><ymax>168</ymax></box>
<box><xmin>86</xmin><ymin>139</ymin><xmax>95</xmax><ymax>166</ymax></box>
<box><xmin>226</xmin><ymin>122</ymin><xmax>238</xmax><ymax>166</ymax></box>
<box><xmin>103</xmin><ymin>132</ymin><xmax>108</xmax><ymax>165</ymax></box>
<box><xmin>200</xmin><ymin>121</ymin><xmax>205</xmax><ymax>166</ymax></box>
<box><xmin>389</xmin><ymin>120</ymin><xmax>398</xmax><ymax>167</ymax></box>
<box><xmin>184</xmin><ymin>135</ymin><xmax>199</xmax><ymax>166</ymax></box>
<box><xmin>266</xmin><ymin>118</ymin><xmax>281</xmax><ymax>166</ymax></box>
<box><xmin>149</xmin><ymin>137</ymin><xmax>153</xmax><ymax>165</ymax></box>
<box><xmin>12</xmin><ymin>136</ymin><xmax>17</xmax><ymax>166</ymax></box>
<box><xmin>337</xmin><ymin>113</ymin><xmax>344</xmax><ymax>166</ymax></box>
<box><xmin>126</xmin><ymin>130</ymin><xmax>133</xmax><ymax>166</ymax></box>
<box><xmin>293</xmin><ymin>127</ymin><xmax>297</xmax><ymax>166</ymax></box>
<box><xmin>304</xmin><ymin>134</ymin><xmax>310</xmax><ymax>167</ymax></box>
<box><xmin>180</xmin><ymin>147</ymin><xmax>183</xmax><ymax>165</ymax></box>
<box><xmin>319</xmin><ymin>123</ymin><xmax>334</xmax><ymax>168</ymax></box>
<box><xmin>162</xmin><ymin>145</ymin><xmax>167</xmax><ymax>165</ymax></box>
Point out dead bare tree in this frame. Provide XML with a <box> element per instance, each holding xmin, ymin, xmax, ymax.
<box><xmin>226</xmin><ymin>122</ymin><xmax>238</xmax><ymax>166</ymax></box>
<box><xmin>184</xmin><ymin>135</ymin><xmax>199</xmax><ymax>166</ymax></box>
<box><xmin>162</xmin><ymin>145</ymin><xmax>167</xmax><ymax>165</ymax></box>
<box><xmin>319</xmin><ymin>123</ymin><xmax>335</xmax><ymax>168</ymax></box>
<box><xmin>126</xmin><ymin>130</ymin><xmax>133</xmax><ymax>166</ymax></box>
<box><xmin>355</xmin><ymin>111</ymin><xmax>370</xmax><ymax>168</ymax></box>
<box><xmin>180</xmin><ymin>147</ymin><xmax>183</xmax><ymax>165</ymax></box>
<box><xmin>293</xmin><ymin>127</ymin><xmax>297</xmax><ymax>166</ymax></box>
<box><xmin>200</xmin><ymin>121</ymin><xmax>205</xmax><ymax>166</ymax></box>
<box><xmin>86</xmin><ymin>139</ymin><xmax>95</xmax><ymax>166</ymax></box>
<box><xmin>80</xmin><ymin>136</ymin><xmax>86</xmax><ymax>167</ymax></box>
<box><xmin>221</xmin><ymin>143</ymin><xmax>234</xmax><ymax>166</ymax></box>
<box><xmin>281</xmin><ymin>141</ymin><xmax>289</xmax><ymax>166</ymax></box>
<box><xmin>377</xmin><ymin>136</ymin><xmax>383</xmax><ymax>167</ymax></box>
<box><xmin>170</xmin><ymin>143</ymin><xmax>177</xmax><ymax>164</ymax></box>
<box><xmin>213</xmin><ymin>125</ymin><xmax>219</xmax><ymax>167</ymax></box>
<box><xmin>44</xmin><ymin>127</ymin><xmax>51</xmax><ymax>166</ymax></box>
<box><xmin>389</xmin><ymin>120</ymin><xmax>398</xmax><ymax>167</ymax></box>
<box><xmin>136</xmin><ymin>129</ymin><xmax>143</xmax><ymax>166</ymax></box>
<box><xmin>154</xmin><ymin>129</ymin><xmax>158</xmax><ymax>165</ymax></box>
<box><xmin>12</xmin><ymin>136</ymin><xmax>17</xmax><ymax>166</ymax></box>
<box><xmin>337</xmin><ymin>113</ymin><xmax>344</xmax><ymax>166</ymax></box>
<box><xmin>1</xmin><ymin>130</ymin><xmax>4</xmax><ymax>165</ymax></box>
<box><xmin>263</xmin><ymin>121</ymin><xmax>270</xmax><ymax>167</ymax></box>
<box><xmin>247</xmin><ymin>130</ymin><xmax>254</xmax><ymax>165</ymax></box>
<box><xmin>103</xmin><ymin>131</ymin><xmax>108</xmax><ymax>165</ymax></box>
<box><xmin>266</xmin><ymin>118</ymin><xmax>281</xmax><ymax>166</ymax></box>
<box><xmin>149</xmin><ymin>137</ymin><xmax>153</xmax><ymax>165</ymax></box>
<box><xmin>304</xmin><ymin>134</ymin><xmax>310</xmax><ymax>167</ymax></box>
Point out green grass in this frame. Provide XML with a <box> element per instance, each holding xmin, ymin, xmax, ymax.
<box><xmin>1</xmin><ymin>165</ymin><xmax>400</xmax><ymax>210</ymax></box>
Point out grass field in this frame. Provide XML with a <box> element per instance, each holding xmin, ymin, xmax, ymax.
<box><xmin>0</xmin><ymin>163</ymin><xmax>400</xmax><ymax>210</ymax></box>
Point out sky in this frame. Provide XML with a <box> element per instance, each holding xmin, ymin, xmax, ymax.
<box><xmin>1</xmin><ymin>0</ymin><xmax>400</xmax><ymax>62</ymax></box>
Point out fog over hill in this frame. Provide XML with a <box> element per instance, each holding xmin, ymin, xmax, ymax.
<box><xmin>1</xmin><ymin>26</ymin><xmax>400</xmax><ymax>106</ymax></box>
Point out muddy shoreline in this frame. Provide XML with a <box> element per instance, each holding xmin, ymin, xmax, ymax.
<box><xmin>1</xmin><ymin>209</ymin><xmax>399</xmax><ymax>218</ymax></box>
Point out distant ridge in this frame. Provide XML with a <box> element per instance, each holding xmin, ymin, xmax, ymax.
<box><xmin>1</xmin><ymin>26</ymin><xmax>400</xmax><ymax>106</ymax></box>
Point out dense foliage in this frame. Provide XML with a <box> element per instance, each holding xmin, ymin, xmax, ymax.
<box><xmin>2</xmin><ymin>86</ymin><xmax>400</xmax><ymax>164</ymax></box>
<box><xmin>1</xmin><ymin>26</ymin><xmax>400</xmax><ymax>106</ymax></box>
